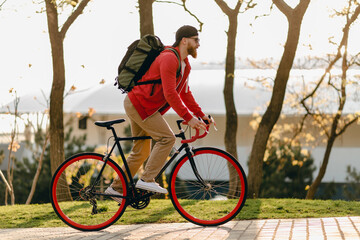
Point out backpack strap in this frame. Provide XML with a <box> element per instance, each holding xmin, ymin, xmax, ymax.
<box><xmin>164</xmin><ymin>47</ymin><xmax>181</xmax><ymax>78</ymax></box>
<box><xmin>146</xmin><ymin>47</ymin><xmax>182</xmax><ymax>96</ymax></box>
<box><xmin>138</xmin><ymin>47</ymin><xmax>181</xmax><ymax>87</ymax></box>
<box><xmin>136</xmin><ymin>79</ymin><xmax>161</xmax><ymax>85</ymax></box>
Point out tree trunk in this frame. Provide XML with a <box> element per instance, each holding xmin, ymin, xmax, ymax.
<box><xmin>45</xmin><ymin>0</ymin><xmax>72</xmax><ymax>202</ymax></box>
<box><xmin>306</xmin><ymin>24</ymin><xmax>352</xmax><ymax>198</ymax></box>
<box><xmin>224</xmin><ymin>11</ymin><xmax>238</xmax><ymax>162</ymax></box>
<box><xmin>45</xmin><ymin>0</ymin><xmax>91</xmax><ymax>201</ymax></box>
<box><xmin>305</xmin><ymin>64</ymin><xmax>346</xmax><ymax>200</ymax></box>
<box><xmin>139</xmin><ymin>0</ymin><xmax>154</xmax><ymax>37</ymax></box>
<box><xmin>224</xmin><ymin>12</ymin><xmax>241</xmax><ymax>197</ymax></box>
<box><xmin>247</xmin><ymin>0</ymin><xmax>310</xmax><ymax>198</ymax></box>
<box><xmin>214</xmin><ymin>0</ymin><xmax>242</xmax><ymax>197</ymax></box>
<box><xmin>0</xmin><ymin>170</ymin><xmax>11</xmax><ymax>194</ymax></box>
<box><xmin>5</xmin><ymin>115</ymin><xmax>17</xmax><ymax>205</ymax></box>
<box><xmin>306</xmin><ymin>138</ymin><xmax>335</xmax><ymax>199</ymax></box>
<box><xmin>26</xmin><ymin>133</ymin><xmax>49</xmax><ymax>204</ymax></box>
<box><xmin>45</xmin><ymin>0</ymin><xmax>65</xmax><ymax>176</ymax></box>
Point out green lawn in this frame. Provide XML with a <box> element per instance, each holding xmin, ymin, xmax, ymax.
<box><xmin>0</xmin><ymin>198</ymin><xmax>359</xmax><ymax>229</ymax></box>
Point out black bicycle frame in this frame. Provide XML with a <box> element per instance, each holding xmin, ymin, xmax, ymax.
<box><xmin>91</xmin><ymin>120</ymin><xmax>208</xmax><ymax>199</ymax></box>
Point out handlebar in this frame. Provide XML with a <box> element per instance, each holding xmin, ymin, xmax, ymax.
<box><xmin>178</xmin><ymin>120</ymin><xmax>210</xmax><ymax>144</ymax></box>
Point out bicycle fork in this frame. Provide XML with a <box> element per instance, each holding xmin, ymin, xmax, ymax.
<box><xmin>185</xmin><ymin>148</ymin><xmax>211</xmax><ymax>189</ymax></box>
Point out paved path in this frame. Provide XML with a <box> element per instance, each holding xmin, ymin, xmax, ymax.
<box><xmin>1</xmin><ymin>216</ymin><xmax>359</xmax><ymax>240</ymax></box>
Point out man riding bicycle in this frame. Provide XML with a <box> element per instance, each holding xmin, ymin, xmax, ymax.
<box><xmin>106</xmin><ymin>25</ymin><xmax>211</xmax><ymax>200</ymax></box>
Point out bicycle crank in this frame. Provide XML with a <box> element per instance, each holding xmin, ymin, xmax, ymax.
<box><xmin>129</xmin><ymin>188</ymin><xmax>151</xmax><ymax>209</ymax></box>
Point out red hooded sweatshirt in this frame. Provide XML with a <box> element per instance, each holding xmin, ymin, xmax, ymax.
<box><xmin>128</xmin><ymin>47</ymin><xmax>205</xmax><ymax>122</ymax></box>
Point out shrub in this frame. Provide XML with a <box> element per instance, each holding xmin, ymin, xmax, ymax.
<box><xmin>259</xmin><ymin>142</ymin><xmax>316</xmax><ymax>198</ymax></box>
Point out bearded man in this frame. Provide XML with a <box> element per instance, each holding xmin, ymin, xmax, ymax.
<box><xmin>106</xmin><ymin>25</ymin><xmax>211</xmax><ymax>200</ymax></box>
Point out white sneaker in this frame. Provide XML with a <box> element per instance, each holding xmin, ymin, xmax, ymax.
<box><xmin>105</xmin><ymin>186</ymin><xmax>123</xmax><ymax>204</ymax></box>
<box><xmin>135</xmin><ymin>179</ymin><xmax>168</xmax><ymax>194</ymax></box>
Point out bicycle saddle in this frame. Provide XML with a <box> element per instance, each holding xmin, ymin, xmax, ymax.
<box><xmin>95</xmin><ymin>119</ymin><xmax>125</xmax><ymax>128</ymax></box>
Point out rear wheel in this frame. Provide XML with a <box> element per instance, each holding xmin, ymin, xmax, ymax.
<box><xmin>50</xmin><ymin>153</ymin><xmax>127</xmax><ymax>231</ymax></box>
<box><xmin>169</xmin><ymin>147</ymin><xmax>247</xmax><ymax>226</ymax></box>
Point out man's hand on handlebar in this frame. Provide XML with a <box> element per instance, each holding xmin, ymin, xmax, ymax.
<box><xmin>188</xmin><ymin>117</ymin><xmax>207</xmax><ymax>131</ymax></box>
<box><xmin>201</xmin><ymin>115</ymin><xmax>213</xmax><ymax>125</ymax></box>
<box><xmin>188</xmin><ymin>115</ymin><xmax>215</xmax><ymax>131</ymax></box>
<box><xmin>181</xmin><ymin>115</ymin><xmax>214</xmax><ymax>144</ymax></box>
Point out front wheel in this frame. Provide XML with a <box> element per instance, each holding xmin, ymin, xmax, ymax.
<box><xmin>169</xmin><ymin>147</ymin><xmax>247</xmax><ymax>226</ymax></box>
<box><xmin>50</xmin><ymin>153</ymin><xmax>128</xmax><ymax>231</ymax></box>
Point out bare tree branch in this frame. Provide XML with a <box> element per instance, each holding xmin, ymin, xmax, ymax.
<box><xmin>348</xmin><ymin>52</ymin><xmax>360</xmax><ymax>66</ymax></box>
<box><xmin>301</xmin><ymin>3</ymin><xmax>360</xmax><ymax>105</ymax></box>
<box><xmin>156</xmin><ymin>0</ymin><xmax>204</xmax><ymax>31</ymax></box>
<box><xmin>214</xmin><ymin>0</ymin><xmax>242</xmax><ymax>16</ymax></box>
<box><xmin>0</xmin><ymin>0</ymin><xmax>8</xmax><ymax>10</ymax></box>
<box><xmin>295</xmin><ymin>0</ymin><xmax>311</xmax><ymax>12</ymax></box>
<box><xmin>310</xmin><ymin>113</ymin><xmax>331</xmax><ymax>138</ymax></box>
<box><xmin>301</xmin><ymin>55</ymin><xmax>341</xmax><ymax>105</ymax></box>
<box><xmin>339</xmin><ymin>4</ymin><xmax>360</xmax><ymax>46</ymax></box>
<box><xmin>5</xmin><ymin>93</ymin><xmax>19</xmax><ymax>205</ymax></box>
<box><xmin>60</xmin><ymin>0</ymin><xmax>91</xmax><ymax>39</ymax></box>
<box><xmin>300</xmin><ymin>2</ymin><xmax>359</xmax><ymax>143</ymax></box>
<box><xmin>253</xmin><ymin>2</ymin><xmax>274</xmax><ymax>22</ymax></box>
<box><xmin>273</xmin><ymin>0</ymin><xmax>311</xmax><ymax>20</ymax></box>
<box><xmin>337</xmin><ymin>116</ymin><xmax>359</xmax><ymax>136</ymax></box>
<box><xmin>272</xmin><ymin>0</ymin><xmax>292</xmax><ymax>17</ymax></box>
<box><xmin>241</xmin><ymin>0</ymin><xmax>256</xmax><ymax>13</ymax></box>
<box><xmin>182</xmin><ymin>0</ymin><xmax>204</xmax><ymax>31</ymax></box>
<box><xmin>303</xmin><ymin>1</ymin><xmax>360</xmax><ymax>200</ymax></box>
<box><xmin>26</xmin><ymin>130</ymin><xmax>50</xmax><ymax>205</ymax></box>
<box><xmin>290</xmin><ymin>113</ymin><xmax>308</xmax><ymax>144</ymax></box>
<box><xmin>0</xmin><ymin>170</ymin><xmax>11</xmax><ymax>194</ymax></box>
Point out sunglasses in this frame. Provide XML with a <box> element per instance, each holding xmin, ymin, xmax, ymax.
<box><xmin>189</xmin><ymin>37</ymin><xmax>200</xmax><ymax>43</ymax></box>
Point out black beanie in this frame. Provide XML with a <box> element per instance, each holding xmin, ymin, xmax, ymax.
<box><xmin>172</xmin><ymin>25</ymin><xmax>198</xmax><ymax>47</ymax></box>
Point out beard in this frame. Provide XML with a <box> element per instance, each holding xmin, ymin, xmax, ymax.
<box><xmin>187</xmin><ymin>45</ymin><xmax>197</xmax><ymax>58</ymax></box>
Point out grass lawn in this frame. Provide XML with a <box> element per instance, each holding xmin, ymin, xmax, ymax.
<box><xmin>0</xmin><ymin>198</ymin><xmax>359</xmax><ymax>229</ymax></box>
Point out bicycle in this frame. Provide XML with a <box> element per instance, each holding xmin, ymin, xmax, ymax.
<box><xmin>50</xmin><ymin>118</ymin><xmax>248</xmax><ymax>231</ymax></box>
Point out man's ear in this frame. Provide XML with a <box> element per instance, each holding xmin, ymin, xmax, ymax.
<box><xmin>181</xmin><ymin>37</ymin><xmax>187</xmax><ymax>45</ymax></box>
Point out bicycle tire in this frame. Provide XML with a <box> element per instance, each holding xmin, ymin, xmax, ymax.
<box><xmin>169</xmin><ymin>147</ymin><xmax>247</xmax><ymax>226</ymax></box>
<box><xmin>50</xmin><ymin>153</ymin><xmax>128</xmax><ymax>231</ymax></box>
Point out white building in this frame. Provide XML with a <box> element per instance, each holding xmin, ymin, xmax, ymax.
<box><xmin>1</xmin><ymin>69</ymin><xmax>359</xmax><ymax>183</ymax></box>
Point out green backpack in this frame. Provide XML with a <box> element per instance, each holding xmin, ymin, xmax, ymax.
<box><xmin>114</xmin><ymin>34</ymin><xmax>181</xmax><ymax>93</ymax></box>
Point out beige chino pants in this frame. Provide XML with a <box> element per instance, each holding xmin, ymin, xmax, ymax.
<box><xmin>111</xmin><ymin>96</ymin><xmax>176</xmax><ymax>191</ymax></box>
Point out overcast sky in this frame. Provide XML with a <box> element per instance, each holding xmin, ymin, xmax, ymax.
<box><xmin>0</xmin><ymin>0</ymin><xmax>359</xmax><ymax>108</ymax></box>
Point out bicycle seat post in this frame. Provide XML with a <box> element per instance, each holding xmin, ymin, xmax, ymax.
<box><xmin>107</xmin><ymin>126</ymin><xmax>137</xmax><ymax>188</ymax></box>
<box><xmin>107</xmin><ymin>126</ymin><xmax>118</xmax><ymax>140</ymax></box>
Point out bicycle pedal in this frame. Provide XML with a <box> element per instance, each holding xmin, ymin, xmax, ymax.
<box><xmin>135</xmin><ymin>188</ymin><xmax>149</xmax><ymax>193</ymax></box>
